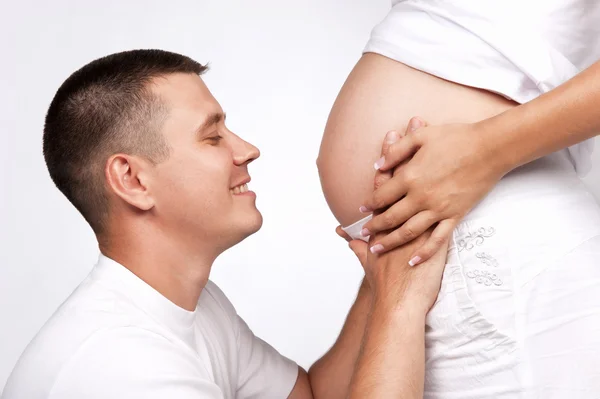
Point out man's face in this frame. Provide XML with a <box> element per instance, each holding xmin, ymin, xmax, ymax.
<box><xmin>149</xmin><ymin>73</ymin><xmax>261</xmax><ymax>252</ymax></box>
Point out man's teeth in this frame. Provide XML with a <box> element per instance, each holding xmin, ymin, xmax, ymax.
<box><xmin>230</xmin><ymin>183</ymin><xmax>248</xmax><ymax>194</ymax></box>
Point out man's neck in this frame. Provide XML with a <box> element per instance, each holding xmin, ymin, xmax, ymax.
<box><xmin>99</xmin><ymin>227</ymin><xmax>215</xmax><ymax>312</ymax></box>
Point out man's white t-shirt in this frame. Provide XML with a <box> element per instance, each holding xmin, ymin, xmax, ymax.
<box><xmin>2</xmin><ymin>255</ymin><xmax>298</xmax><ymax>399</ymax></box>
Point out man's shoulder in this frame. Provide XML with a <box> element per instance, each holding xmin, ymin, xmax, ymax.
<box><xmin>4</xmin><ymin>321</ymin><xmax>210</xmax><ymax>397</ymax></box>
<box><xmin>2</xmin><ymin>279</ymin><xmax>167</xmax><ymax>398</ymax></box>
<box><xmin>4</xmin><ymin>325</ymin><xmax>213</xmax><ymax>399</ymax></box>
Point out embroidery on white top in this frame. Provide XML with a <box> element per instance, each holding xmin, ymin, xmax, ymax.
<box><xmin>476</xmin><ymin>252</ymin><xmax>499</xmax><ymax>267</ymax></box>
<box><xmin>466</xmin><ymin>270</ymin><xmax>503</xmax><ymax>286</ymax></box>
<box><xmin>457</xmin><ymin>227</ymin><xmax>496</xmax><ymax>252</ymax></box>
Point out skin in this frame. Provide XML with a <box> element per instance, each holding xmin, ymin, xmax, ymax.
<box><xmin>362</xmin><ymin>58</ymin><xmax>600</xmax><ymax>265</ymax></box>
<box><xmin>97</xmin><ymin>72</ymin><xmax>315</xmax><ymax>396</ymax></box>
<box><xmin>99</xmin><ymin>72</ymin><xmax>262</xmax><ymax>312</ymax></box>
<box><xmin>94</xmin><ymin>71</ymin><xmax>445</xmax><ymax>398</ymax></box>
<box><xmin>317</xmin><ymin>53</ymin><xmax>517</xmax><ymax>229</ymax></box>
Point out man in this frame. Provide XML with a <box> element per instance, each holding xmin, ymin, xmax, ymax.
<box><xmin>2</xmin><ymin>49</ymin><xmax>446</xmax><ymax>398</ymax></box>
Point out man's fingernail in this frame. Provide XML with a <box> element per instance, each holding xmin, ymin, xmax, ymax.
<box><xmin>360</xmin><ymin>228</ymin><xmax>370</xmax><ymax>237</ymax></box>
<box><xmin>409</xmin><ymin>118</ymin><xmax>422</xmax><ymax>132</ymax></box>
<box><xmin>385</xmin><ymin>130</ymin><xmax>400</xmax><ymax>144</ymax></box>
<box><xmin>370</xmin><ymin>244</ymin><xmax>384</xmax><ymax>254</ymax></box>
<box><xmin>408</xmin><ymin>256</ymin><xmax>422</xmax><ymax>267</ymax></box>
<box><xmin>359</xmin><ymin>205</ymin><xmax>371</xmax><ymax>213</ymax></box>
<box><xmin>374</xmin><ymin>157</ymin><xmax>385</xmax><ymax>170</ymax></box>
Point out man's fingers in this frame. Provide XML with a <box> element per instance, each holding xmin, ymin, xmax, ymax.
<box><xmin>336</xmin><ymin>225</ymin><xmax>368</xmax><ymax>267</ymax></box>
<box><xmin>349</xmin><ymin>240</ymin><xmax>368</xmax><ymax>267</ymax></box>
<box><xmin>335</xmin><ymin>225</ymin><xmax>353</xmax><ymax>242</ymax></box>
<box><xmin>407</xmin><ymin>219</ymin><xmax>455</xmax><ymax>266</ymax></box>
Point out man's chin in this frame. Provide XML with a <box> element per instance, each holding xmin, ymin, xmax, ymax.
<box><xmin>244</xmin><ymin>213</ymin><xmax>263</xmax><ymax>236</ymax></box>
<box><xmin>233</xmin><ymin>212</ymin><xmax>263</xmax><ymax>242</ymax></box>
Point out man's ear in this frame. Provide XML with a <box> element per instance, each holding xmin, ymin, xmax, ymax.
<box><xmin>105</xmin><ymin>154</ymin><xmax>155</xmax><ymax>211</ymax></box>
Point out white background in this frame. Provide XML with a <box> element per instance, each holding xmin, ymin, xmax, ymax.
<box><xmin>1</xmin><ymin>0</ymin><xmax>600</xmax><ymax>392</ymax></box>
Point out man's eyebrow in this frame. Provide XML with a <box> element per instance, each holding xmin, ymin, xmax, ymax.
<box><xmin>196</xmin><ymin>112</ymin><xmax>227</xmax><ymax>135</ymax></box>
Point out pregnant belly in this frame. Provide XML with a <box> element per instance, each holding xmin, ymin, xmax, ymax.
<box><xmin>317</xmin><ymin>52</ymin><xmax>518</xmax><ymax>226</ymax></box>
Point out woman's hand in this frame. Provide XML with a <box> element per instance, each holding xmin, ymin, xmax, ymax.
<box><xmin>360</xmin><ymin>117</ymin><xmax>506</xmax><ymax>266</ymax></box>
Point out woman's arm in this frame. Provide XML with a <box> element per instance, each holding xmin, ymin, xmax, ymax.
<box><xmin>361</xmin><ymin>59</ymin><xmax>600</xmax><ymax>265</ymax></box>
<box><xmin>486</xmin><ymin>59</ymin><xmax>600</xmax><ymax>172</ymax></box>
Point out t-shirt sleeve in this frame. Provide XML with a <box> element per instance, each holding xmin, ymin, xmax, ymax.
<box><xmin>48</xmin><ymin>327</ymin><xmax>224</xmax><ymax>399</ymax></box>
<box><xmin>235</xmin><ymin>315</ymin><xmax>299</xmax><ymax>399</ymax></box>
<box><xmin>204</xmin><ymin>281</ymin><xmax>298</xmax><ymax>399</ymax></box>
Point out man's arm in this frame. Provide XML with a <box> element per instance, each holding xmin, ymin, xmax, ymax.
<box><xmin>306</xmin><ymin>279</ymin><xmax>372</xmax><ymax>399</ymax></box>
<box><xmin>306</xmin><ymin>127</ymin><xmax>433</xmax><ymax>399</ymax></box>
<box><xmin>347</xmin><ymin>230</ymin><xmax>448</xmax><ymax>398</ymax></box>
<box><xmin>348</xmin><ymin>300</ymin><xmax>426</xmax><ymax>398</ymax></box>
<box><xmin>288</xmin><ymin>367</ymin><xmax>314</xmax><ymax>399</ymax></box>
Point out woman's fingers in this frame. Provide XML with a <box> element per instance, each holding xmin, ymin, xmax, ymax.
<box><xmin>368</xmin><ymin>211</ymin><xmax>438</xmax><ymax>255</ymax></box>
<box><xmin>360</xmin><ymin>172</ymin><xmax>409</xmax><ymax>214</ymax></box>
<box><xmin>362</xmin><ymin>196</ymin><xmax>420</xmax><ymax>236</ymax></box>
<box><xmin>375</xmin><ymin>117</ymin><xmax>427</xmax><ymax>173</ymax></box>
<box><xmin>407</xmin><ymin>219</ymin><xmax>456</xmax><ymax>266</ymax></box>
<box><xmin>374</xmin><ymin>130</ymin><xmax>404</xmax><ymax>189</ymax></box>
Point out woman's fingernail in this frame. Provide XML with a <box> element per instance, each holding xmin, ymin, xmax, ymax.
<box><xmin>409</xmin><ymin>118</ymin><xmax>422</xmax><ymax>132</ymax></box>
<box><xmin>360</xmin><ymin>228</ymin><xmax>370</xmax><ymax>237</ymax></box>
<box><xmin>385</xmin><ymin>130</ymin><xmax>400</xmax><ymax>144</ymax></box>
<box><xmin>408</xmin><ymin>256</ymin><xmax>422</xmax><ymax>267</ymax></box>
<box><xmin>359</xmin><ymin>205</ymin><xmax>371</xmax><ymax>213</ymax></box>
<box><xmin>374</xmin><ymin>157</ymin><xmax>385</xmax><ymax>170</ymax></box>
<box><xmin>370</xmin><ymin>244</ymin><xmax>384</xmax><ymax>254</ymax></box>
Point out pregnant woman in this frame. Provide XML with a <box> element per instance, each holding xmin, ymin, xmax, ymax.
<box><xmin>317</xmin><ymin>1</ymin><xmax>600</xmax><ymax>398</ymax></box>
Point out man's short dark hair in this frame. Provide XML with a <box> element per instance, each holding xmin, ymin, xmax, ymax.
<box><xmin>43</xmin><ymin>49</ymin><xmax>208</xmax><ymax>235</ymax></box>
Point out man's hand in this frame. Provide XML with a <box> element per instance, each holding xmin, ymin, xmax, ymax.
<box><xmin>360</xmin><ymin>117</ymin><xmax>505</xmax><ymax>266</ymax></box>
<box><xmin>347</xmin><ymin>196</ymin><xmax>448</xmax><ymax>399</ymax></box>
<box><xmin>367</xmin><ymin>227</ymin><xmax>448</xmax><ymax>314</ymax></box>
<box><xmin>329</xmin><ymin>127</ymin><xmax>449</xmax><ymax>399</ymax></box>
<box><xmin>335</xmin><ymin>225</ymin><xmax>368</xmax><ymax>271</ymax></box>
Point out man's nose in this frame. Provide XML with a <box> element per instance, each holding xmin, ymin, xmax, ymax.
<box><xmin>232</xmin><ymin>135</ymin><xmax>260</xmax><ymax>166</ymax></box>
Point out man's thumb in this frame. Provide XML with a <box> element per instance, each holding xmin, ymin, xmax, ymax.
<box><xmin>349</xmin><ymin>240</ymin><xmax>368</xmax><ymax>268</ymax></box>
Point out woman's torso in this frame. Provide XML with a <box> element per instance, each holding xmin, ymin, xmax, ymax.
<box><xmin>318</xmin><ymin>3</ymin><xmax>600</xmax><ymax>397</ymax></box>
<box><xmin>368</xmin><ymin>0</ymin><xmax>600</xmax><ymax>175</ymax></box>
<box><xmin>318</xmin><ymin>0</ymin><xmax>600</xmax><ymax>227</ymax></box>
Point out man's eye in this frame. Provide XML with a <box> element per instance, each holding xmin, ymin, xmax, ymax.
<box><xmin>208</xmin><ymin>135</ymin><xmax>223</xmax><ymax>143</ymax></box>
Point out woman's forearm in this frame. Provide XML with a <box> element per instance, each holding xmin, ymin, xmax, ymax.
<box><xmin>483</xmin><ymin>59</ymin><xmax>600</xmax><ymax>174</ymax></box>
